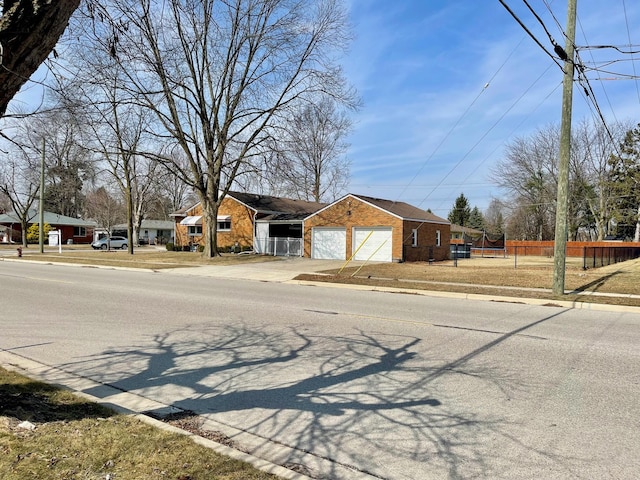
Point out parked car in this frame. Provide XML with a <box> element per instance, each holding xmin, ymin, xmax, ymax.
<box><xmin>92</xmin><ymin>236</ymin><xmax>128</xmax><ymax>250</ymax></box>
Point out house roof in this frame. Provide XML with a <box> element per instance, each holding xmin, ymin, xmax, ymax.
<box><xmin>228</xmin><ymin>191</ymin><xmax>326</xmax><ymax>216</ymax></box>
<box><xmin>112</xmin><ymin>220</ymin><xmax>175</xmax><ymax>230</ymax></box>
<box><xmin>338</xmin><ymin>194</ymin><xmax>450</xmax><ymax>224</ymax></box>
<box><xmin>450</xmin><ymin>224</ymin><xmax>483</xmax><ymax>235</ymax></box>
<box><xmin>171</xmin><ymin>192</ymin><xmax>326</xmax><ymax>218</ymax></box>
<box><xmin>0</xmin><ymin>211</ymin><xmax>97</xmax><ymax>227</ymax></box>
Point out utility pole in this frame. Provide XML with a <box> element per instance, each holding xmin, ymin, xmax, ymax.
<box><xmin>552</xmin><ymin>0</ymin><xmax>577</xmax><ymax>296</ymax></box>
<box><xmin>39</xmin><ymin>136</ymin><xmax>45</xmax><ymax>254</ymax></box>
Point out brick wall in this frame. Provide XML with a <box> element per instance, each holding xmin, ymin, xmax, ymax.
<box><xmin>305</xmin><ymin>196</ymin><xmax>402</xmax><ymax>259</ymax></box>
<box><xmin>304</xmin><ymin>196</ymin><xmax>451</xmax><ymax>262</ymax></box>
<box><xmin>174</xmin><ymin>197</ymin><xmax>255</xmax><ymax>249</ymax></box>
<box><xmin>402</xmin><ymin>220</ymin><xmax>450</xmax><ymax>262</ymax></box>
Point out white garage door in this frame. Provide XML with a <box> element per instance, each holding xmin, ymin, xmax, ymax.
<box><xmin>312</xmin><ymin>227</ymin><xmax>346</xmax><ymax>260</ymax></box>
<box><xmin>353</xmin><ymin>227</ymin><xmax>393</xmax><ymax>262</ymax></box>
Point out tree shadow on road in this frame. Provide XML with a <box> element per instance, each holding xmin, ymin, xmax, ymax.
<box><xmin>62</xmin><ymin>309</ymin><xmax>575</xmax><ymax>479</ymax></box>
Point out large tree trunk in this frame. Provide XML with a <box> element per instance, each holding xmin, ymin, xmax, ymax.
<box><xmin>0</xmin><ymin>0</ymin><xmax>80</xmax><ymax>116</ymax></box>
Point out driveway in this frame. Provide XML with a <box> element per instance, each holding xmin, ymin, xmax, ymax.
<box><xmin>162</xmin><ymin>256</ymin><xmax>358</xmax><ymax>282</ymax></box>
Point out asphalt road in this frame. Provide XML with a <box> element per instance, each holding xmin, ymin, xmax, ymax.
<box><xmin>1</xmin><ymin>261</ymin><xmax>639</xmax><ymax>479</ymax></box>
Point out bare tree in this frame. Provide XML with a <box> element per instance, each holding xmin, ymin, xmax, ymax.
<box><xmin>85</xmin><ymin>186</ymin><xmax>125</xmax><ymax>246</ymax></box>
<box><xmin>0</xmin><ymin>129</ymin><xmax>43</xmax><ymax>246</ymax></box>
<box><xmin>493</xmin><ymin>125</ymin><xmax>558</xmax><ymax>240</ymax></box>
<box><xmin>572</xmin><ymin>120</ymin><xmax>633</xmax><ymax>240</ymax></box>
<box><xmin>36</xmin><ymin>108</ymin><xmax>94</xmax><ymax>218</ymax></box>
<box><xmin>0</xmin><ymin>0</ymin><xmax>80</xmax><ymax>116</ymax></box>
<box><xmin>79</xmin><ymin>0</ymin><xmax>356</xmax><ymax>257</ymax></box>
<box><xmin>269</xmin><ymin>97</ymin><xmax>352</xmax><ymax>202</ymax></box>
<box><xmin>484</xmin><ymin>198</ymin><xmax>506</xmax><ymax>235</ymax></box>
<box><xmin>495</xmin><ymin>121</ymin><xmax>632</xmax><ymax>241</ymax></box>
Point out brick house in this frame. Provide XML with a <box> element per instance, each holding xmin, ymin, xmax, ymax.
<box><xmin>171</xmin><ymin>192</ymin><xmax>325</xmax><ymax>254</ymax></box>
<box><xmin>0</xmin><ymin>210</ymin><xmax>96</xmax><ymax>244</ymax></box>
<box><xmin>304</xmin><ymin>194</ymin><xmax>450</xmax><ymax>262</ymax></box>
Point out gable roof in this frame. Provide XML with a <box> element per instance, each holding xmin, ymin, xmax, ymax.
<box><xmin>450</xmin><ymin>224</ymin><xmax>483</xmax><ymax>235</ymax></box>
<box><xmin>112</xmin><ymin>220</ymin><xmax>176</xmax><ymax>230</ymax></box>
<box><xmin>351</xmin><ymin>194</ymin><xmax>449</xmax><ymax>223</ymax></box>
<box><xmin>307</xmin><ymin>193</ymin><xmax>449</xmax><ymax>224</ymax></box>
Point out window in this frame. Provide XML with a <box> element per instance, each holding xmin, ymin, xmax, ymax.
<box><xmin>73</xmin><ymin>226</ymin><xmax>86</xmax><ymax>237</ymax></box>
<box><xmin>188</xmin><ymin>225</ymin><xmax>202</xmax><ymax>236</ymax></box>
<box><xmin>411</xmin><ymin>228</ymin><xmax>418</xmax><ymax>247</ymax></box>
<box><xmin>217</xmin><ymin>220</ymin><xmax>231</xmax><ymax>231</ymax></box>
<box><xmin>436</xmin><ymin>230</ymin><xmax>441</xmax><ymax>247</ymax></box>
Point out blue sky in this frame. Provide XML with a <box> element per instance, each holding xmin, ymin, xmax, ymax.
<box><xmin>5</xmin><ymin>1</ymin><xmax>640</xmax><ymax>218</ymax></box>
<box><xmin>343</xmin><ymin>0</ymin><xmax>640</xmax><ymax>217</ymax></box>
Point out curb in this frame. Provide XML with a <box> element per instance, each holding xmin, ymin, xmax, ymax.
<box><xmin>289</xmin><ymin>279</ymin><xmax>640</xmax><ymax>314</ymax></box>
<box><xmin>0</xmin><ymin>351</ymin><xmax>313</xmax><ymax>480</ymax></box>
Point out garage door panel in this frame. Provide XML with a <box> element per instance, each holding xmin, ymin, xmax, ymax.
<box><xmin>353</xmin><ymin>227</ymin><xmax>392</xmax><ymax>262</ymax></box>
<box><xmin>312</xmin><ymin>227</ymin><xmax>346</xmax><ymax>260</ymax></box>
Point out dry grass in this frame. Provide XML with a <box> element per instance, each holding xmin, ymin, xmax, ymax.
<box><xmin>0</xmin><ymin>367</ymin><xmax>280</xmax><ymax>480</ymax></box>
<box><xmin>6</xmin><ymin>246</ymin><xmax>279</xmax><ymax>270</ymax></box>
<box><xmin>298</xmin><ymin>256</ymin><xmax>640</xmax><ymax>307</ymax></box>
<box><xmin>4</xmin><ymin>244</ymin><xmax>640</xmax><ymax>307</ymax></box>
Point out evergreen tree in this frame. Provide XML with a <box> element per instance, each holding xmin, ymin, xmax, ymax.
<box><xmin>608</xmin><ymin>124</ymin><xmax>640</xmax><ymax>241</ymax></box>
<box><xmin>468</xmin><ymin>206</ymin><xmax>485</xmax><ymax>230</ymax></box>
<box><xmin>448</xmin><ymin>193</ymin><xmax>471</xmax><ymax>226</ymax></box>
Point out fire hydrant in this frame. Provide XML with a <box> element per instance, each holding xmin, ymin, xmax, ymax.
<box><xmin>17</xmin><ymin>247</ymin><xmax>22</xmax><ymax>257</ymax></box>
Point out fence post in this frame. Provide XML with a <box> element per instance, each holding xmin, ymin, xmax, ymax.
<box><xmin>582</xmin><ymin>246</ymin><xmax>586</xmax><ymax>270</ymax></box>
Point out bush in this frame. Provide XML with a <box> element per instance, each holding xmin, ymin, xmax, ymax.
<box><xmin>165</xmin><ymin>242</ymin><xmax>174</xmax><ymax>251</ymax></box>
<box><xmin>26</xmin><ymin>223</ymin><xmax>52</xmax><ymax>244</ymax></box>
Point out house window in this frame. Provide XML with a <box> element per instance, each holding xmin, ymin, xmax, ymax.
<box><xmin>436</xmin><ymin>229</ymin><xmax>441</xmax><ymax>247</ymax></box>
<box><xmin>188</xmin><ymin>225</ymin><xmax>202</xmax><ymax>236</ymax></box>
<box><xmin>73</xmin><ymin>226</ymin><xmax>86</xmax><ymax>237</ymax></box>
<box><xmin>411</xmin><ymin>228</ymin><xmax>418</xmax><ymax>247</ymax></box>
<box><xmin>217</xmin><ymin>220</ymin><xmax>231</xmax><ymax>231</ymax></box>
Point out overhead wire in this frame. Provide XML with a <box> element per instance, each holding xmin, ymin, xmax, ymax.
<box><xmin>621</xmin><ymin>0</ymin><xmax>640</xmax><ymax>105</ymax></box>
<box><xmin>498</xmin><ymin>0</ymin><xmax>565</xmax><ymax>72</ymax></box>
<box><xmin>392</xmin><ymin>35</ymin><xmax>524</xmax><ymax>202</ymax></box>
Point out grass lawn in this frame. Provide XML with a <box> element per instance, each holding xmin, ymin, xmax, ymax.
<box><xmin>0</xmin><ymin>367</ymin><xmax>281</xmax><ymax>480</ymax></box>
<box><xmin>2</xmin><ymin>244</ymin><xmax>280</xmax><ymax>270</ymax></box>
<box><xmin>3</xmin><ymin>244</ymin><xmax>640</xmax><ymax>306</ymax></box>
<box><xmin>297</xmin><ymin>256</ymin><xmax>640</xmax><ymax>307</ymax></box>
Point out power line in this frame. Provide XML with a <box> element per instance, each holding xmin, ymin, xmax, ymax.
<box><xmin>621</xmin><ymin>0</ymin><xmax>640</xmax><ymax>105</ymax></box>
<box><xmin>498</xmin><ymin>0</ymin><xmax>565</xmax><ymax>71</ymax></box>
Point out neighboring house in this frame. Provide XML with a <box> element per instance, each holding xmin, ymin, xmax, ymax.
<box><xmin>0</xmin><ymin>210</ymin><xmax>96</xmax><ymax>244</ymax></box>
<box><xmin>171</xmin><ymin>192</ymin><xmax>326</xmax><ymax>255</ymax></box>
<box><xmin>450</xmin><ymin>224</ymin><xmax>483</xmax><ymax>244</ymax></box>
<box><xmin>304</xmin><ymin>194</ymin><xmax>450</xmax><ymax>262</ymax></box>
<box><xmin>110</xmin><ymin>220</ymin><xmax>175</xmax><ymax>245</ymax></box>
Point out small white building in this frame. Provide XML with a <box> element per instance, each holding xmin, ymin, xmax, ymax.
<box><xmin>106</xmin><ymin>220</ymin><xmax>175</xmax><ymax>245</ymax></box>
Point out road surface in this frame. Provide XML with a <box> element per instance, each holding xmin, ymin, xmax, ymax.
<box><xmin>1</xmin><ymin>260</ymin><xmax>639</xmax><ymax>479</ymax></box>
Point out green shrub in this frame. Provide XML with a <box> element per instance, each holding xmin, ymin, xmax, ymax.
<box><xmin>165</xmin><ymin>242</ymin><xmax>174</xmax><ymax>251</ymax></box>
<box><xmin>26</xmin><ymin>223</ymin><xmax>52</xmax><ymax>244</ymax></box>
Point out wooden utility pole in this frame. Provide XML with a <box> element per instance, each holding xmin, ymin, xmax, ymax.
<box><xmin>552</xmin><ymin>0</ymin><xmax>578</xmax><ymax>296</ymax></box>
<box><xmin>39</xmin><ymin>137</ymin><xmax>45</xmax><ymax>254</ymax></box>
